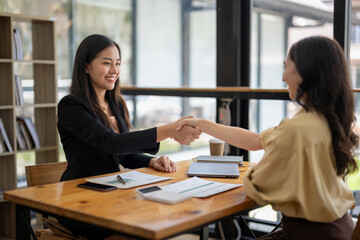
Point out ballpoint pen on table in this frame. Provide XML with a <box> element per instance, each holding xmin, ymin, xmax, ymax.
<box><xmin>116</xmin><ymin>174</ymin><xmax>126</xmax><ymax>184</ymax></box>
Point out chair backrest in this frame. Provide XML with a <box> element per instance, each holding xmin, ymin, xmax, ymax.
<box><xmin>353</xmin><ymin>214</ymin><xmax>360</xmax><ymax>240</ymax></box>
<box><xmin>25</xmin><ymin>161</ymin><xmax>67</xmax><ymax>187</ymax></box>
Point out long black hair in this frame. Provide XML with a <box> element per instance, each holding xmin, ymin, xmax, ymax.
<box><xmin>69</xmin><ymin>34</ymin><xmax>131</xmax><ymax>129</ymax></box>
<box><xmin>289</xmin><ymin>36</ymin><xmax>358</xmax><ymax>176</ymax></box>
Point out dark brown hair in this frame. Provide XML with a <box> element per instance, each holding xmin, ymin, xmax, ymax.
<box><xmin>69</xmin><ymin>34</ymin><xmax>132</xmax><ymax>129</ymax></box>
<box><xmin>289</xmin><ymin>36</ymin><xmax>358</xmax><ymax>175</ymax></box>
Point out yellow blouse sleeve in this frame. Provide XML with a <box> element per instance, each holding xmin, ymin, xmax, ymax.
<box><xmin>243</xmin><ymin>121</ymin><xmax>298</xmax><ymax>207</ymax></box>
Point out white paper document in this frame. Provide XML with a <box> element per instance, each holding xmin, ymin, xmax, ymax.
<box><xmin>161</xmin><ymin>177</ymin><xmax>242</xmax><ymax>198</ymax></box>
<box><xmin>86</xmin><ymin>171</ymin><xmax>172</xmax><ymax>189</ymax></box>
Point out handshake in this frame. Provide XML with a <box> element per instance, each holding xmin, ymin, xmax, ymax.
<box><xmin>166</xmin><ymin>116</ymin><xmax>203</xmax><ymax>145</ymax></box>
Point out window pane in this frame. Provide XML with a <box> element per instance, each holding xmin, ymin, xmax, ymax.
<box><xmin>136</xmin><ymin>0</ymin><xmax>216</xmax><ymax>88</ymax></box>
<box><xmin>251</xmin><ymin>0</ymin><xmax>334</xmax><ymax>90</ymax></box>
<box><xmin>137</xmin><ymin>0</ymin><xmax>181</xmax><ymax>87</ymax></box>
<box><xmin>250</xmin><ymin>0</ymin><xmax>334</xmax><ymax>162</ymax></box>
<box><xmin>189</xmin><ymin>3</ymin><xmax>216</xmax><ymax>88</ymax></box>
<box><xmin>134</xmin><ymin>0</ymin><xmax>216</xmax><ymax>158</ymax></box>
<box><xmin>350</xmin><ymin>1</ymin><xmax>360</xmax><ymax>191</ymax></box>
<box><xmin>76</xmin><ymin>0</ymin><xmax>132</xmax><ymax>85</ymax></box>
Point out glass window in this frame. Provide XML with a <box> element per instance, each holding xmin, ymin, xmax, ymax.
<box><xmin>132</xmin><ymin>0</ymin><xmax>216</xmax><ymax>159</ymax></box>
<box><xmin>76</xmin><ymin>0</ymin><xmax>132</xmax><ymax>85</ymax></box>
<box><xmin>251</xmin><ymin>0</ymin><xmax>334</xmax><ymax>90</ymax></box>
<box><xmin>189</xmin><ymin>2</ymin><xmax>216</xmax><ymax>88</ymax></box>
<box><xmin>350</xmin><ymin>0</ymin><xmax>360</xmax><ymax>192</ymax></box>
<box><xmin>136</xmin><ymin>0</ymin><xmax>216</xmax><ymax>88</ymax></box>
<box><xmin>136</xmin><ymin>0</ymin><xmax>181</xmax><ymax>87</ymax></box>
<box><xmin>249</xmin><ymin>0</ymin><xmax>334</xmax><ymax>162</ymax></box>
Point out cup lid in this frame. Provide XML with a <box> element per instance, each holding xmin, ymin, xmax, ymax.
<box><xmin>209</xmin><ymin>138</ymin><xmax>224</xmax><ymax>144</ymax></box>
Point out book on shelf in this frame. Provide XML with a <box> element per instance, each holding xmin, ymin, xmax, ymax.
<box><xmin>14</xmin><ymin>75</ymin><xmax>24</xmax><ymax>105</ymax></box>
<box><xmin>0</xmin><ymin>134</ymin><xmax>4</xmax><ymax>153</ymax></box>
<box><xmin>14</xmin><ymin>82</ymin><xmax>19</xmax><ymax>105</ymax></box>
<box><xmin>16</xmin><ymin>117</ymin><xmax>40</xmax><ymax>149</ymax></box>
<box><xmin>0</xmin><ymin>118</ymin><xmax>13</xmax><ymax>152</ymax></box>
<box><xmin>13</xmin><ymin>28</ymin><xmax>23</xmax><ymax>60</ymax></box>
<box><xmin>15</xmin><ymin>122</ymin><xmax>26</xmax><ymax>150</ymax></box>
<box><xmin>17</xmin><ymin>122</ymin><xmax>32</xmax><ymax>149</ymax></box>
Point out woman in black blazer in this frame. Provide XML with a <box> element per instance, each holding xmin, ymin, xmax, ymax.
<box><xmin>57</xmin><ymin>34</ymin><xmax>200</xmax><ymax>239</ymax></box>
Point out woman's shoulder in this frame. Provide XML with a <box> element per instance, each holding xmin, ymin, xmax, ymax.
<box><xmin>58</xmin><ymin>94</ymin><xmax>90</xmax><ymax>113</ymax></box>
<box><xmin>59</xmin><ymin>94</ymin><xmax>81</xmax><ymax>104</ymax></box>
<box><xmin>58</xmin><ymin>94</ymin><xmax>86</xmax><ymax>107</ymax></box>
<box><xmin>275</xmin><ymin>108</ymin><xmax>330</xmax><ymax>145</ymax></box>
<box><xmin>281</xmin><ymin>108</ymin><xmax>327</xmax><ymax>131</ymax></box>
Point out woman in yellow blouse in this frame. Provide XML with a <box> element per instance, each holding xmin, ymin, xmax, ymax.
<box><xmin>177</xmin><ymin>36</ymin><xmax>358</xmax><ymax>239</ymax></box>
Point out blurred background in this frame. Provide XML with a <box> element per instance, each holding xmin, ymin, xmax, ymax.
<box><xmin>1</xmin><ymin>0</ymin><xmax>359</xmax><ymax>235</ymax></box>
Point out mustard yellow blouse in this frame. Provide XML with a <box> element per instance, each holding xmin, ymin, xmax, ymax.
<box><xmin>243</xmin><ymin>108</ymin><xmax>355</xmax><ymax>222</ymax></box>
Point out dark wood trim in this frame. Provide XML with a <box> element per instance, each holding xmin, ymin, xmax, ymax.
<box><xmin>120</xmin><ymin>86</ymin><xmax>291</xmax><ymax>100</ymax></box>
<box><xmin>334</xmin><ymin>0</ymin><xmax>350</xmax><ymax>59</ymax></box>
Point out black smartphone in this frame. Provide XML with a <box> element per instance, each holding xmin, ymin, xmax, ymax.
<box><xmin>77</xmin><ymin>182</ymin><xmax>117</xmax><ymax>192</ymax></box>
<box><xmin>137</xmin><ymin>186</ymin><xmax>162</xmax><ymax>194</ymax></box>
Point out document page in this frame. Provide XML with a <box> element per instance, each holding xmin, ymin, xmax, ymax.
<box><xmin>86</xmin><ymin>171</ymin><xmax>172</xmax><ymax>189</ymax></box>
<box><xmin>161</xmin><ymin>177</ymin><xmax>242</xmax><ymax>198</ymax></box>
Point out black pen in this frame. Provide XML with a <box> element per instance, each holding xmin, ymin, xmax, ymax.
<box><xmin>116</xmin><ymin>175</ymin><xmax>126</xmax><ymax>185</ymax></box>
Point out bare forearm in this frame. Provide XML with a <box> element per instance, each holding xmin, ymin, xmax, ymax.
<box><xmin>156</xmin><ymin>124</ymin><xmax>172</xmax><ymax>142</ymax></box>
<box><xmin>156</xmin><ymin>121</ymin><xmax>200</xmax><ymax>144</ymax></box>
<box><xmin>198</xmin><ymin>119</ymin><xmax>263</xmax><ymax>151</ymax></box>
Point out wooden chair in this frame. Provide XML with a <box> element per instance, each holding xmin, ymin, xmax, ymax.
<box><xmin>25</xmin><ymin>161</ymin><xmax>84</xmax><ymax>240</ymax></box>
<box><xmin>26</xmin><ymin>161</ymin><xmax>67</xmax><ymax>187</ymax></box>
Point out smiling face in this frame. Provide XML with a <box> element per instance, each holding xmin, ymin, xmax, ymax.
<box><xmin>86</xmin><ymin>45</ymin><xmax>120</xmax><ymax>97</ymax></box>
<box><xmin>282</xmin><ymin>55</ymin><xmax>303</xmax><ymax>100</ymax></box>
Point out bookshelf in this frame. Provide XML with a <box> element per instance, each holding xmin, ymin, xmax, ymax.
<box><xmin>0</xmin><ymin>13</ymin><xmax>58</xmax><ymax>239</ymax></box>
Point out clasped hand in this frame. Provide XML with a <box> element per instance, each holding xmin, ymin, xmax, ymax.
<box><xmin>171</xmin><ymin>116</ymin><xmax>201</xmax><ymax>145</ymax></box>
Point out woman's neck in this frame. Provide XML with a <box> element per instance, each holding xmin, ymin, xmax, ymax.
<box><xmin>96</xmin><ymin>96</ymin><xmax>107</xmax><ymax>112</ymax></box>
<box><xmin>95</xmin><ymin>90</ymin><xmax>107</xmax><ymax>107</ymax></box>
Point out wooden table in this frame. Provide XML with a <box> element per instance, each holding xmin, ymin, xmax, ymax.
<box><xmin>4</xmin><ymin>160</ymin><xmax>257</xmax><ymax>240</ymax></box>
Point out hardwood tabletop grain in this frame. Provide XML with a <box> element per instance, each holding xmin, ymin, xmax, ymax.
<box><xmin>4</xmin><ymin>160</ymin><xmax>256</xmax><ymax>239</ymax></box>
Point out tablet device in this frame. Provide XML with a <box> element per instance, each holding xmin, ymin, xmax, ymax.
<box><xmin>187</xmin><ymin>162</ymin><xmax>239</xmax><ymax>178</ymax></box>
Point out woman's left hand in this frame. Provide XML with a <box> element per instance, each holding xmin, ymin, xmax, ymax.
<box><xmin>149</xmin><ymin>156</ymin><xmax>176</xmax><ymax>172</ymax></box>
